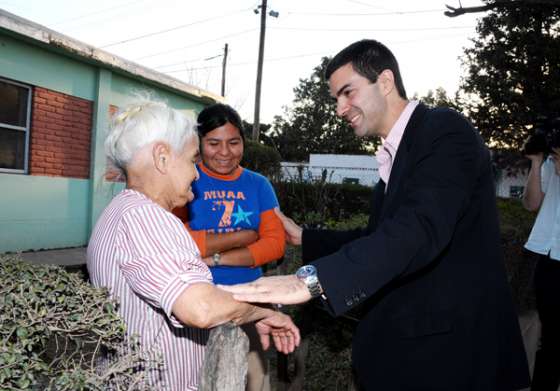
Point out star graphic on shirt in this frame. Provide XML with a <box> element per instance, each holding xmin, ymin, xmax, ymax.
<box><xmin>231</xmin><ymin>205</ymin><xmax>253</xmax><ymax>226</ymax></box>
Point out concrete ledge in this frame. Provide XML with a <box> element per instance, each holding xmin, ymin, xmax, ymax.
<box><xmin>17</xmin><ymin>246</ymin><xmax>86</xmax><ymax>266</ymax></box>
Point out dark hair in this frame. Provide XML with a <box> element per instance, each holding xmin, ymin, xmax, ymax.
<box><xmin>196</xmin><ymin>103</ymin><xmax>245</xmax><ymax>140</ymax></box>
<box><xmin>325</xmin><ymin>39</ymin><xmax>407</xmax><ymax>99</ymax></box>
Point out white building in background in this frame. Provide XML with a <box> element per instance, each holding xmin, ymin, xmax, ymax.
<box><xmin>495</xmin><ymin>169</ymin><xmax>528</xmax><ymax>199</ymax></box>
<box><xmin>280</xmin><ymin>153</ymin><xmax>527</xmax><ymax>198</ymax></box>
<box><xmin>281</xmin><ymin>154</ymin><xmax>380</xmax><ymax>187</ymax></box>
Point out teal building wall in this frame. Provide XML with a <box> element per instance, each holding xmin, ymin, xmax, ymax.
<box><xmin>0</xmin><ymin>29</ymin><xmax>214</xmax><ymax>253</ymax></box>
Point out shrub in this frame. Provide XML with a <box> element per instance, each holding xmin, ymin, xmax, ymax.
<box><xmin>273</xmin><ymin>181</ymin><xmax>371</xmax><ymax>226</ymax></box>
<box><xmin>0</xmin><ymin>255</ymin><xmax>154</xmax><ymax>390</ymax></box>
<box><xmin>241</xmin><ymin>140</ymin><xmax>282</xmax><ymax>180</ymax></box>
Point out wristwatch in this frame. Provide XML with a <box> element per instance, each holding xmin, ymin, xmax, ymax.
<box><xmin>296</xmin><ymin>265</ymin><xmax>325</xmax><ymax>299</ymax></box>
<box><xmin>212</xmin><ymin>252</ymin><xmax>221</xmax><ymax>267</ymax></box>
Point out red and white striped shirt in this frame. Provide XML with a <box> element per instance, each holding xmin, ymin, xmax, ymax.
<box><xmin>88</xmin><ymin>189</ymin><xmax>213</xmax><ymax>390</ymax></box>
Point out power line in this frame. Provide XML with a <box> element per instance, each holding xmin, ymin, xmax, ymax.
<box><xmin>135</xmin><ymin>28</ymin><xmax>256</xmax><ymax>61</ymax></box>
<box><xmin>160</xmin><ymin>32</ymin><xmax>473</xmax><ymax>75</ymax></box>
<box><xmin>52</xmin><ymin>0</ymin><xmax>144</xmax><ymax>26</ymax></box>
<box><xmin>100</xmin><ymin>7</ymin><xmax>251</xmax><ymax>48</ymax></box>
<box><xmin>285</xmin><ymin>8</ymin><xmax>444</xmax><ymax>16</ymax></box>
<box><xmin>269</xmin><ymin>25</ymin><xmax>475</xmax><ymax>32</ymax></box>
<box><xmin>153</xmin><ymin>53</ymin><xmax>223</xmax><ymax>71</ymax></box>
<box><xmin>163</xmin><ymin>51</ymin><xmax>330</xmax><ymax>74</ymax></box>
<box><xmin>345</xmin><ymin>0</ymin><xmax>396</xmax><ymax>12</ymax></box>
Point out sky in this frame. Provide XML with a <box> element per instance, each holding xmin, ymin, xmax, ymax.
<box><xmin>0</xmin><ymin>0</ymin><xmax>486</xmax><ymax>123</ymax></box>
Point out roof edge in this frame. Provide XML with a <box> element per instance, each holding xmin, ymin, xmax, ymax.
<box><xmin>0</xmin><ymin>8</ymin><xmax>224</xmax><ymax>104</ymax></box>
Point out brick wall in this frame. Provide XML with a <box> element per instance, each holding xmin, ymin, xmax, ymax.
<box><xmin>29</xmin><ymin>87</ymin><xmax>92</xmax><ymax>179</ymax></box>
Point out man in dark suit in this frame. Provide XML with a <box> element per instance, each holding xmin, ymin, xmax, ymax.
<box><xmin>222</xmin><ymin>39</ymin><xmax>530</xmax><ymax>390</ymax></box>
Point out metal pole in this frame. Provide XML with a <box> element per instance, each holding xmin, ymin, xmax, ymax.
<box><xmin>221</xmin><ymin>43</ymin><xmax>228</xmax><ymax>97</ymax></box>
<box><xmin>252</xmin><ymin>0</ymin><xmax>267</xmax><ymax>141</ymax></box>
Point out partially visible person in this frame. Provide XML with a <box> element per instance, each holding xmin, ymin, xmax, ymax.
<box><xmin>523</xmin><ymin>145</ymin><xmax>560</xmax><ymax>391</ymax></box>
<box><xmin>222</xmin><ymin>39</ymin><xmax>530</xmax><ymax>390</ymax></box>
<box><xmin>87</xmin><ymin>98</ymin><xmax>299</xmax><ymax>391</ymax></box>
<box><xmin>173</xmin><ymin>103</ymin><xmax>285</xmax><ymax>391</ymax></box>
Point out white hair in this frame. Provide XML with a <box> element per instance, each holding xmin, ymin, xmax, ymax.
<box><xmin>104</xmin><ymin>97</ymin><xmax>197</xmax><ymax>174</ymax></box>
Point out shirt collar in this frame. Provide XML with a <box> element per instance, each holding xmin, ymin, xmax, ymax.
<box><xmin>382</xmin><ymin>100</ymin><xmax>419</xmax><ymax>156</ymax></box>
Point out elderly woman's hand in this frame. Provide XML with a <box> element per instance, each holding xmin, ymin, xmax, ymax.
<box><xmin>255</xmin><ymin>311</ymin><xmax>300</xmax><ymax>354</ymax></box>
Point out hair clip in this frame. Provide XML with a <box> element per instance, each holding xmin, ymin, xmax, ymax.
<box><xmin>114</xmin><ymin>105</ymin><xmax>142</xmax><ymax>123</ymax></box>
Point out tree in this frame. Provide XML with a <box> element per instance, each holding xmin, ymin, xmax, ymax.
<box><xmin>445</xmin><ymin>0</ymin><xmax>560</xmax><ymax>18</ymax></box>
<box><xmin>413</xmin><ymin>87</ymin><xmax>461</xmax><ymax>111</ymax></box>
<box><xmin>269</xmin><ymin>57</ymin><xmax>373</xmax><ymax>162</ymax></box>
<box><xmin>241</xmin><ymin>140</ymin><xmax>281</xmax><ymax>180</ymax></box>
<box><xmin>460</xmin><ymin>0</ymin><xmax>560</xmax><ymax>169</ymax></box>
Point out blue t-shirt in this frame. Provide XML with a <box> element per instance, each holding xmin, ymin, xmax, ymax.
<box><xmin>188</xmin><ymin>165</ymin><xmax>279</xmax><ymax>284</ymax></box>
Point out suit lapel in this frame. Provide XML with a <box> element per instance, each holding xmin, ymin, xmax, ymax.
<box><xmin>367</xmin><ymin>179</ymin><xmax>385</xmax><ymax>232</ymax></box>
<box><xmin>380</xmin><ymin>103</ymin><xmax>429</xmax><ymax>221</ymax></box>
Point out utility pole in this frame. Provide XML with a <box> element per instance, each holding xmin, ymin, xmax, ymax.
<box><xmin>252</xmin><ymin>0</ymin><xmax>278</xmax><ymax>141</ymax></box>
<box><xmin>252</xmin><ymin>0</ymin><xmax>268</xmax><ymax>141</ymax></box>
<box><xmin>221</xmin><ymin>43</ymin><xmax>228</xmax><ymax>97</ymax></box>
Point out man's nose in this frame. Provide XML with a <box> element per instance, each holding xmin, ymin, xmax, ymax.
<box><xmin>336</xmin><ymin>99</ymin><xmax>348</xmax><ymax>117</ymax></box>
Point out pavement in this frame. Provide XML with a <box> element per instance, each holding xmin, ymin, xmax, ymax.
<box><xmin>14</xmin><ymin>246</ymin><xmax>550</xmax><ymax>390</ymax></box>
<box><xmin>18</xmin><ymin>246</ymin><xmax>86</xmax><ymax>266</ymax></box>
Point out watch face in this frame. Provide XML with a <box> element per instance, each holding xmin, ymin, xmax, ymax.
<box><xmin>296</xmin><ymin>265</ymin><xmax>316</xmax><ymax>279</ymax></box>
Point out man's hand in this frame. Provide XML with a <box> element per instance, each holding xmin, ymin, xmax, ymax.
<box><xmin>255</xmin><ymin>311</ymin><xmax>301</xmax><ymax>354</ymax></box>
<box><xmin>274</xmin><ymin>208</ymin><xmax>303</xmax><ymax>246</ymax></box>
<box><xmin>219</xmin><ymin>275</ymin><xmax>312</xmax><ymax>305</ymax></box>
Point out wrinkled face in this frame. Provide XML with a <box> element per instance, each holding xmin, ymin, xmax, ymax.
<box><xmin>168</xmin><ymin>137</ymin><xmax>200</xmax><ymax>207</ymax></box>
<box><xmin>329</xmin><ymin>63</ymin><xmax>389</xmax><ymax>138</ymax></box>
<box><xmin>201</xmin><ymin>122</ymin><xmax>244</xmax><ymax>175</ymax></box>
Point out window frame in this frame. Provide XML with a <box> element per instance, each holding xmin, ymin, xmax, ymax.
<box><xmin>0</xmin><ymin>77</ymin><xmax>32</xmax><ymax>174</ymax></box>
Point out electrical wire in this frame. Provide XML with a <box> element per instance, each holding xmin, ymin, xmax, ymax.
<box><xmin>285</xmin><ymin>9</ymin><xmax>444</xmax><ymax>16</ymax></box>
<box><xmin>163</xmin><ymin>51</ymin><xmax>330</xmax><ymax>74</ymax></box>
<box><xmin>100</xmin><ymin>7</ymin><xmax>252</xmax><ymax>48</ymax></box>
<box><xmin>160</xmin><ymin>32</ymin><xmax>473</xmax><ymax>75</ymax></box>
<box><xmin>134</xmin><ymin>28</ymin><xmax>256</xmax><ymax>61</ymax></box>
<box><xmin>269</xmin><ymin>25</ymin><xmax>475</xmax><ymax>32</ymax></box>
<box><xmin>153</xmin><ymin>53</ymin><xmax>223</xmax><ymax>70</ymax></box>
<box><xmin>52</xmin><ymin>0</ymin><xmax>144</xmax><ymax>26</ymax></box>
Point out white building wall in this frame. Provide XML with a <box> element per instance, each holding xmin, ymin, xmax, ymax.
<box><xmin>281</xmin><ymin>154</ymin><xmax>526</xmax><ymax>198</ymax></box>
<box><xmin>280</xmin><ymin>154</ymin><xmax>379</xmax><ymax>187</ymax></box>
<box><xmin>495</xmin><ymin>170</ymin><xmax>528</xmax><ymax>198</ymax></box>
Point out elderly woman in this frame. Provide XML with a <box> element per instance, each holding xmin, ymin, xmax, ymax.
<box><xmin>173</xmin><ymin>103</ymin><xmax>285</xmax><ymax>391</ymax></box>
<box><xmin>87</xmin><ymin>99</ymin><xmax>299</xmax><ymax>391</ymax></box>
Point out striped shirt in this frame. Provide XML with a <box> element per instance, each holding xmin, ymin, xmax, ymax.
<box><xmin>87</xmin><ymin>189</ymin><xmax>213</xmax><ymax>390</ymax></box>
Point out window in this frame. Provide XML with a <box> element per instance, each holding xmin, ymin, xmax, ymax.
<box><xmin>0</xmin><ymin>78</ymin><xmax>32</xmax><ymax>173</ymax></box>
<box><xmin>509</xmin><ymin>185</ymin><xmax>524</xmax><ymax>199</ymax></box>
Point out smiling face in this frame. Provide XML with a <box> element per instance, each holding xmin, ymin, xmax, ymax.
<box><xmin>200</xmin><ymin>122</ymin><xmax>244</xmax><ymax>175</ymax></box>
<box><xmin>329</xmin><ymin>63</ymin><xmax>390</xmax><ymax>139</ymax></box>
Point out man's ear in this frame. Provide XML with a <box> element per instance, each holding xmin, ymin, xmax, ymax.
<box><xmin>378</xmin><ymin>69</ymin><xmax>395</xmax><ymax>97</ymax></box>
<box><xmin>153</xmin><ymin>142</ymin><xmax>172</xmax><ymax>174</ymax></box>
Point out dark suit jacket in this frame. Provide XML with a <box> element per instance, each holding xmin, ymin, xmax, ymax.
<box><xmin>303</xmin><ymin>104</ymin><xmax>530</xmax><ymax>390</ymax></box>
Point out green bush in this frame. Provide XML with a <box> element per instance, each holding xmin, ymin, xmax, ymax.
<box><xmin>241</xmin><ymin>140</ymin><xmax>282</xmax><ymax>180</ymax></box>
<box><xmin>273</xmin><ymin>181</ymin><xmax>371</xmax><ymax>226</ymax></box>
<box><xmin>496</xmin><ymin>197</ymin><xmax>539</xmax><ymax>313</ymax></box>
<box><xmin>0</xmin><ymin>255</ymin><xmax>154</xmax><ymax>390</ymax></box>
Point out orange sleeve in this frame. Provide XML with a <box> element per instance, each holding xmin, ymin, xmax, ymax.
<box><xmin>171</xmin><ymin>206</ymin><xmax>208</xmax><ymax>257</ymax></box>
<box><xmin>247</xmin><ymin>209</ymin><xmax>286</xmax><ymax>267</ymax></box>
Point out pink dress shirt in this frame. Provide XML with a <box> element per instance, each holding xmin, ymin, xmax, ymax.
<box><xmin>375</xmin><ymin>101</ymin><xmax>419</xmax><ymax>187</ymax></box>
